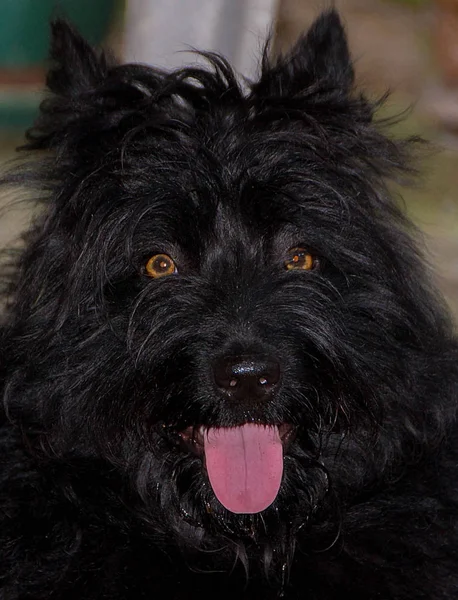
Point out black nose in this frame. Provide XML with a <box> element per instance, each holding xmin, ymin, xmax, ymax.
<box><xmin>213</xmin><ymin>355</ymin><xmax>281</xmax><ymax>402</ymax></box>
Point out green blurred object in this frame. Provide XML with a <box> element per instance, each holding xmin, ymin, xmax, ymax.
<box><xmin>0</xmin><ymin>0</ymin><xmax>115</xmax><ymax>67</ymax></box>
<box><xmin>0</xmin><ymin>0</ymin><xmax>116</xmax><ymax>129</ymax></box>
<box><xmin>0</xmin><ymin>90</ymin><xmax>41</xmax><ymax>128</ymax></box>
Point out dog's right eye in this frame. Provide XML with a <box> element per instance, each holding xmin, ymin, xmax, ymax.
<box><xmin>144</xmin><ymin>254</ymin><xmax>177</xmax><ymax>278</ymax></box>
<box><xmin>285</xmin><ymin>248</ymin><xmax>318</xmax><ymax>272</ymax></box>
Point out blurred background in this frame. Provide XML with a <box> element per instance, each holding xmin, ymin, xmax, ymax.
<box><xmin>0</xmin><ymin>0</ymin><xmax>457</xmax><ymax>315</ymax></box>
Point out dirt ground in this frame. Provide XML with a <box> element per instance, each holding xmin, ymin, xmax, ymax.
<box><xmin>0</xmin><ymin>0</ymin><xmax>457</xmax><ymax>315</ymax></box>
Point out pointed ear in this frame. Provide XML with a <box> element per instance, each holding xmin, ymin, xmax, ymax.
<box><xmin>24</xmin><ymin>20</ymin><xmax>113</xmax><ymax>150</ymax></box>
<box><xmin>46</xmin><ymin>19</ymin><xmax>108</xmax><ymax>96</ymax></box>
<box><xmin>256</xmin><ymin>10</ymin><xmax>354</xmax><ymax>98</ymax></box>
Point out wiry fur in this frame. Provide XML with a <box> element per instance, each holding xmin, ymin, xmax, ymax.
<box><xmin>1</xmin><ymin>10</ymin><xmax>458</xmax><ymax>599</ymax></box>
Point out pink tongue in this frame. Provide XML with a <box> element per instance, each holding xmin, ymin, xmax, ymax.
<box><xmin>204</xmin><ymin>424</ymin><xmax>283</xmax><ymax>514</ymax></box>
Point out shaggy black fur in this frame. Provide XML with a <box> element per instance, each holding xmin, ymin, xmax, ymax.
<box><xmin>1</xmin><ymin>10</ymin><xmax>458</xmax><ymax>599</ymax></box>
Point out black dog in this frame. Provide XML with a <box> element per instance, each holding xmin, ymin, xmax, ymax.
<box><xmin>1</xmin><ymin>9</ymin><xmax>458</xmax><ymax>599</ymax></box>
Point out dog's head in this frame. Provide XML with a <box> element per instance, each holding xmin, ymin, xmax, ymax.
<box><xmin>3</xmin><ymin>10</ymin><xmax>455</xmax><ymax>574</ymax></box>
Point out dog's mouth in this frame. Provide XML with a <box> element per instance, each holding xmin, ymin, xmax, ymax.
<box><xmin>177</xmin><ymin>423</ymin><xmax>296</xmax><ymax>515</ymax></box>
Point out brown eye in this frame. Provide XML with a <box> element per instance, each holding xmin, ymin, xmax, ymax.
<box><xmin>145</xmin><ymin>254</ymin><xmax>177</xmax><ymax>278</ymax></box>
<box><xmin>285</xmin><ymin>247</ymin><xmax>317</xmax><ymax>272</ymax></box>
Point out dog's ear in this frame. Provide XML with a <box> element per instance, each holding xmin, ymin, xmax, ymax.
<box><xmin>24</xmin><ymin>21</ymin><xmax>115</xmax><ymax>151</ymax></box>
<box><xmin>255</xmin><ymin>10</ymin><xmax>354</xmax><ymax>98</ymax></box>
<box><xmin>25</xmin><ymin>21</ymin><xmax>165</xmax><ymax>152</ymax></box>
<box><xmin>46</xmin><ymin>19</ymin><xmax>109</xmax><ymax>97</ymax></box>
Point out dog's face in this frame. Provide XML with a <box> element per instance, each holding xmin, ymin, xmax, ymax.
<box><xmin>5</xmin><ymin>10</ymin><xmax>450</xmax><ymax>571</ymax></box>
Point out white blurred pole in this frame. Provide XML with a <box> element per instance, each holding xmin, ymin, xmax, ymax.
<box><xmin>123</xmin><ymin>0</ymin><xmax>279</xmax><ymax>80</ymax></box>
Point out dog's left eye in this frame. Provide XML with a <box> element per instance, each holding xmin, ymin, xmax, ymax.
<box><xmin>145</xmin><ymin>254</ymin><xmax>177</xmax><ymax>278</ymax></box>
<box><xmin>285</xmin><ymin>248</ymin><xmax>318</xmax><ymax>271</ymax></box>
